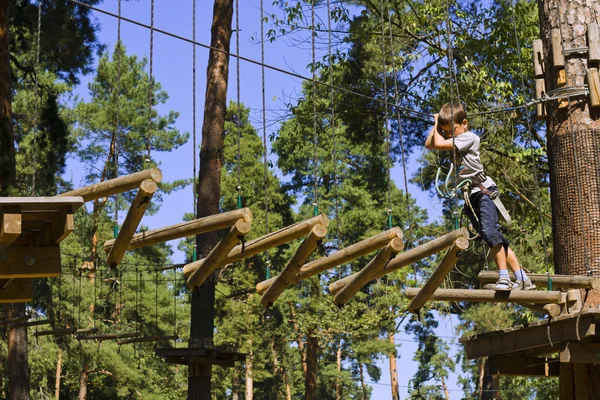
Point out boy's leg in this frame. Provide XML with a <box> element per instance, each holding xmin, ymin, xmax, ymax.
<box><xmin>506</xmin><ymin>248</ymin><xmax>536</xmax><ymax>290</ymax></box>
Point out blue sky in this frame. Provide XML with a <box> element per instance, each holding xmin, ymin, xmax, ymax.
<box><xmin>65</xmin><ymin>0</ymin><xmax>465</xmax><ymax>398</ymax></box>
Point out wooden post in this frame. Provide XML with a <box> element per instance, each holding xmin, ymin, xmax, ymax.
<box><xmin>405</xmin><ymin>287</ymin><xmax>564</xmax><ymax>305</ymax></box>
<box><xmin>0</xmin><ymin>209</ymin><xmax>21</xmax><ymax>244</ymax></box>
<box><xmin>57</xmin><ymin>168</ymin><xmax>162</xmax><ymax>202</ymax></box>
<box><xmin>533</xmin><ymin>39</ymin><xmax>545</xmax><ymax>78</ymax></box>
<box><xmin>186</xmin><ymin>219</ymin><xmax>252</xmax><ymax>289</ymax></box>
<box><xmin>333</xmin><ymin>238</ymin><xmax>404</xmax><ymax>307</ymax></box>
<box><xmin>329</xmin><ymin>228</ymin><xmax>468</xmax><ymax>295</ymax></box>
<box><xmin>477</xmin><ymin>270</ymin><xmax>600</xmax><ymax>290</ymax></box>
<box><xmin>535</xmin><ymin>79</ymin><xmax>547</xmax><ymax>118</ymax></box>
<box><xmin>184</xmin><ymin>214</ymin><xmax>329</xmax><ymax>278</ymax></box>
<box><xmin>256</xmin><ymin>227</ymin><xmax>402</xmax><ymax>295</ymax></box>
<box><xmin>588</xmin><ymin>22</ymin><xmax>600</xmax><ymax>63</ymax></box>
<box><xmin>587</xmin><ymin>68</ymin><xmax>600</xmax><ymax>108</ymax></box>
<box><xmin>103</xmin><ymin>207</ymin><xmax>253</xmax><ymax>253</ymax></box>
<box><xmin>106</xmin><ymin>179</ymin><xmax>157</xmax><ymax>268</ymax></box>
<box><xmin>559</xmin><ymin>363</ymin><xmax>574</xmax><ymax>399</ymax></box>
<box><xmin>552</xmin><ymin>29</ymin><xmax>564</xmax><ymax>68</ymax></box>
<box><xmin>33</xmin><ymin>206</ymin><xmax>74</xmax><ymax>247</ymax></box>
<box><xmin>260</xmin><ymin>224</ymin><xmax>327</xmax><ymax>307</ymax></box>
<box><xmin>406</xmin><ymin>237</ymin><xmax>469</xmax><ymax>313</ymax></box>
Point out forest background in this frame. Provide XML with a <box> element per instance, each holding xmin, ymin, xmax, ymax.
<box><xmin>0</xmin><ymin>0</ymin><xmax>555</xmax><ymax>399</ymax></box>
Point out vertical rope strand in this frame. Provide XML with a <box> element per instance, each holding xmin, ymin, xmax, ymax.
<box><xmin>379</xmin><ymin>0</ymin><xmax>391</xmax><ymax>229</ymax></box>
<box><xmin>311</xmin><ymin>0</ymin><xmax>318</xmax><ymax>216</ymax></box>
<box><xmin>260</xmin><ymin>0</ymin><xmax>270</xmax><ymax>278</ymax></box>
<box><xmin>445</xmin><ymin>0</ymin><xmax>459</xmax><ymax>229</ymax></box>
<box><xmin>236</xmin><ymin>0</ymin><xmax>243</xmax><ymax>209</ymax></box>
<box><xmin>147</xmin><ymin>0</ymin><xmax>155</xmax><ymax>164</ymax></box>
<box><xmin>32</xmin><ymin>0</ymin><xmax>42</xmax><ymax>194</ymax></box>
<box><xmin>114</xmin><ymin>0</ymin><xmax>122</xmax><ymax>238</ymax></box>
<box><xmin>192</xmin><ymin>0</ymin><xmax>198</xmax><ymax>262</ymax></box>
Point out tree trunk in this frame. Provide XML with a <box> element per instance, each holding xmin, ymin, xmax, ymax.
<box><xmin>290</xmin><ymin>303</ymin><xmax>307</xmax><ymax>374</ymax></box>
<box><xmin>0</xmin><ymin>0</ymin><xmax>15</xmax><ymax>195</ymax></box>
<box><xmin>336</xmin><ymin>339</ymin><xmax>342</xmax><ymax>400</ymax></box>
<box><xmin>304</xmin><ymin>330</ymin><xmax>318</xmax><ymax>400</ymax></box>
<box><xmin>358</xmin><ymin>362</ymin><xmax>367</xmax><ymax>400</ymax></box>
<box><xmin>232</xmin><ymin>365</ymin><xmax>241</xmax><ymax>400</ymax></box>
<box><xmin>388</xmin><ymin>332</ymin><xmax>399</xmax><ymax>400</ymax></box>
<box><xmin>441</xmin><ymin>376</ymin><xmax>450</xmax><ymax>400</ymax></box>
<box><xmin>245</xmin><ymin>343</ymin><xmax>253</xmax><ymax>400</ymax></box>
<box><xmin>78</xmin><ymin>363</ymin><xmax>88</xmax><ymax>400</ymax></box>
<box><xmin>272</xmin><ymin>338</ymin><xmax>292</xmax><ymax>399</ymax></box>
<box><xmin>187</xmin><ymin>0</ymin><xmax>232</xmax><ymax>399</ymax></box>
<box><xmin>55</xmin><ymin>350</ymin><xmax>62</xmax><ymax>400</ymax></box>
<box><xmin>7</xmin><ymin>303</ymin><xmax>29</xmax><ymax>400</ymax></box>
<box><xmin>539</xmin><ymin>1</ymin><xmax>600</xmax><ymax>395</ymax></box>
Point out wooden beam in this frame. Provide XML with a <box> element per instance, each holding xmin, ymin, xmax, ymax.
<box><xmin>587</xmin><ymin>68</ymin><xmax>600</xmax><ymax>108</ymax></box>
<box><xmin>0</xmin><ymin>314</ymin><xmax>30</xmax><ymax>326</ymax></box>
<box><xmin>75</xmin><ymin>332</ymin><xmax>140</xmax><ymax>341</ymax></box>
<box><xmin>7</xmin><ymin>319</ymin><xmax>51</xmax><ymax>330</ymax></box>
<box><xmin>560</xmin><ymin>342</ymin><xmax>600</xmax><ymax>364</ymax></box>
<box><xmin>552</xmin><ymin>29</ymin><xmax>564</xmax><ymax>68</ymax></box>
<box><xmin>117</xmin><ymin>335</ymin><xmax>177</xmax><ymax>345</ymax></box>
<box><xmin>524</xmin><ymin>303</ymin><xmax>562</xmax><ymax>318</ymax></box>
<box><xmin>186</xmin><ymin>219</ymin><xmax>252</xmax><ymax>288</ymax></box>
<box><xmin>488</xmin><ymin>355</ymin><xmax>559</xmax><ymax>377</ymax></box>
<box><xmin>75</xmin><ymin>328</ymin><xmax>99</xmax><ymax>334</ymax></box>
<box><xmin>0</xmin><ymin>279</ymin><xmax>33</xmax><ymax>303</ymax></box>
<box><xmin>57</xmin><ymin>168</ymin><xmax>162</xmax><ymax>202</ymax></box>
<box><xmin>477</xmin><ymin>271</ymin><xmax>600</xmax><ymax>290</ymax></box>
<box><xmin>588</xmin><ymin>22</ymin><xmax>600</xmax><ymax>63</ymax></box>
<box><xmin>535</xmin><ymin>79</ymin><xmax>547</xmax><ymax>118</ymax></box>
<box><xmin>260</xmin><ymin>224</ymin><xmax>328</xmax><ymax>307</ymax></box>
<box><xmin>33</xmin><ymin>327</ymin><xmax>77</xmax><ymax>337</ymax></box>
<box><xmin>33</xmin><ymin>206</ymin><xmax>74</xmax><ymax>247</ymax></box>
<box><xmin>184</xmin><ymin>214</ymin><xmax>329</xmax><ymax>278</ymax></box>
<box><xmin>0</xmin><ymin>246</ymin><xmax>61</xmax><ymax>278</ymax></box>
<box><xmin>329</xmin><ymin>228</ymin><xmax>468</xmax><ymax>296</ymax></box>
<box><xmin>405</xmin><ymin>287</ymin><xmax>563</xmax><ymax>305</ymax></box>
<box><xmin>407</xmin><ymin>237</ymin><xmax>469</xmax><ymax>313</ymax></box>
<box><xmin>533</xmin><ymin>39</ymin><xmax>545</xmax><ymax>78</ymax></box>
<box><xmin>0</xmin><ymin>197</ymin><xmax>83</xmax><ymax>211</ymax></box>
<box><xmin>333</xmin><ymin>238</ymin><xmax>404</xmax><ymax>307</ymax></box>
<box><xmin>104</xmin><ymin>207</ymin><xmax>253</xmax><ymax>253</ymax></box>
<box><xmin>257</xmin><ymin>227</ymin><xmax>402</xmax><ymax>295</ymax></box>
<box><xmin>0</xmin><ymin>209</ymin><xmax>21</xmax><ymax>244</ymax></box>
<box><xmin>106</xmin><ymin>180</ymin><xmax>157</xmax><ymax>268</ymax></box>
<box><xmin>560</xmin><ymin>362</ymin><xmax>574</xmax><ymax>400</ymax></box>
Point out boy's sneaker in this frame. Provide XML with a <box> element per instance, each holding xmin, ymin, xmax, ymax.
<box><xmin>494</xmin><ymin>277</ymin><xmax>514</xmax><ymax>291</ymax></box>
<box><xmin>513</xmin><ymin>279</ymin><xmax>536</xmax><ymax>291</ymax></box>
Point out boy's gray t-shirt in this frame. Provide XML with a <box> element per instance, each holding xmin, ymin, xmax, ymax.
<box><xmin>453</xmin><ymin>131</ymin><xmax>495</xmax><ymax>192</ymax></box>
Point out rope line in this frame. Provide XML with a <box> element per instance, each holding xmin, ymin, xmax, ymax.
<box><xmin>380</xmin><ymin>0</ymin><xmax>392</xmax><ymax>229</ymax></box>
<box><xmin>114</xmin><ymin>0</ymin><xmax>122</xmax><ymax>237</ymax></box>
<box><xmin>192</xmin><ymin>0</ymin><xmax>197</xmax><ymax>214</ymax></box>
<box><xmin>260</xmin><ymin>0</ymin><xmax>271</xmax><ymax>278</ymax></box>
<box><xmin>236</xmin><ymin>0</ymin><xmax>242</xmax><ymax>208</ymax></box>
<box><xmin>312</xmin><ymin>0</ymin><xmax>318</xmax><ymax>215</ymax></box>
<box><xmin>32</xmin><ymin>0</ymin><xmax>42</xmax><ymax>194</ymax></box>
<box><xmin>146</xmin><ymin>0</ymin><xmax>155</xmax><ymax>164</ymax></box>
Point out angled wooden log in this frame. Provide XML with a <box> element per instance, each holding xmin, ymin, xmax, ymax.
<box><xmin>257</xmin><ymin>227</ymin><xmax>402</xmax><ymax>295</ymax></box>
<box><xmin>184</xmin><ymin>214</ymin><xmax>329</xmax><ymax>278</ymax></box>
<box><xmin>477</xmin><ymin>271</ymin><xmax>600</xmax><ymax>290</ymax></box>
<box><xmin>117</xmin><ymin>335</ymin><xmax>177</xmax><ymax>345</ymax></box>
<box><xmin>329</xmin><ymin>228</ymin><xmax>468</xmax><ymax>296</ymax></box>
<box><xmin>106</xmin><ymin>179</ymin><xmax>157</xmax><ymax>268</ymax></box>
<box><xmin>333</xmin><ymin>238</ymin><xmax>404</xmax><ymax>307</ymax></box>
<box><xmin>260</xmin><ymin>224</ymin><xmax>327</xmax><ymax>307</ymax></box>
<box><xmin>104</xmin><ymin>207</ymin><xmax>253</xmax><ymax>253</ymax></box>
<box><xmin>407</xmin><ymin>237</ymin><xmax>469</xmax><ymax>313</ymax></box>
<box><xmin>33</xmin><ymin>206</ymin><xmax>74</xmax><ymax>247</ymax></box>
<box><xmin>58</xmin><ymin>168</ymin><xmax>162</xmax><ymax>202</ymax></box>
<box><xmin>0</xmin><ymin>208</ymin><xmax>21</xmax><ymax>244</ymax></box>
<box><xmin>186</xmin><ymin>219</ymin><xmax>252</xmax><ymax>288</ymax></box>
<box><xmin>0</xmin><ymin>279</ymin><xmax>33</xmax><ymax>303</ymax></box>
<box><xmin>405</xmin><ymin>288</ymin><xmax>563</xmax><ymax>305</ymax></box>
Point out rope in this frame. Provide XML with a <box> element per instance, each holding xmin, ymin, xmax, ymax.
<box><xmin>147</xmin><ymin>0</ymin><xmax>155</xmax><ymax>164</ymax></box>
<box><xmin>260</xmin><ymin>0</ymin><xmax>270</xmax><ymax>278</ymax></box>
<box><xmin>380</xmin><ymin>0</ymin><xmax>392</xmax><ymax>229</ymax></box>
<box><xmin>311</xmin><ymin>0</ymin><xmax>318</xmax><ymax>216</ymax></box>
<box><xmin>192</xmin><ymin>0</ymin><xmax>198</xmax><ymax>262</ymax></box>
<box><xmin>235</xmin><ymin>0</ymin><xmax>242</xmax><ymax>209</ymax></box>
<box><xmin>32</xmin><ymin>0</ymin><xmax>42</xmax><ymax>194</ymax></box>
<box><xmin>114</xmin><ymin>0</ymin><xmax>122</xmax><ymax>239</ymax></box>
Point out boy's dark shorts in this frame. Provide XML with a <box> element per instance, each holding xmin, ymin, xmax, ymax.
<box><xmin>463</xmin><ymin>186</ymin><xmax>510</xmax><ymax>250</ymax></box>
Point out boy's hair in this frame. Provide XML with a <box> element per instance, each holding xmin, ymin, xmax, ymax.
<box><xmin>438</xmin><ymin>102</ymin><xmax>467</xmax><ymax>127</ymax></box>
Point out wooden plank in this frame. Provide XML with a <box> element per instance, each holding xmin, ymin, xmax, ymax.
<box><xmin>58</xmin><ymin>168</ymin><xmax>162</xmax><ymax>202</ymax></box>
<box><xmin>477</xmin><ymin>271</ymin><xmax>600</xmax><ymax>290</ymax></box>
<box><xmin>587</xmin><ymin>68</ymin><xmax>600</xmax><ymax>108</ymax></box>
<box><xmin>33</xmin><ymin>206</ymin><xmax>74</xmax><ymax>247</ymax></box>
<box><xmin>560</xmin><ymin>342</ymin><xmax>600</xmax><ymax>364</ymax></box>
<box><xmin>106</xmin><ymin>180</ymin><xmax>157</xmax><ymax>268</ymax></box>
<box><xmin>406</xmin><ymin>288</ymin><xmax>563</xmax><ymax>305</ymax></box>
<box><xmin>0</xmin><ymin>210</ymin><xmax>21</xmax><ymax>244</ymax></box>
<box><xmin>0</xmin><ymin>197</ymin><xmax>83</xmax><ymax>211</ymax></box>
<box><xmin>104</xmin><ymin>207</ymin><xmax>253</xmax><ymax>253</ymax></box>
<box><xmin>488</xmin><ymin>355</ymin><xmax>559</xmax><ymax>377</ymax></box>
<box><xmin>560</xmin><ymin>363</ymin><xmax>574</xmax><ymax>400</ymax></box>
<box><xmin>260</xmin><ymin>224</ymin><xmax>328</xmax><ymax>307</ymax></box>
<box><xmin>589</xmin><ymin>22</ymin><xmax>600</xmax><ymax>63</ymax></box>
<box><xmin>552</xmin><ymin>29</ymin><xmax>564</xmax><ymax>67</ymax></box>
<box><xmin>461</xmin><ymin>314</ymin><xmax>596</xmax><ymax>359</ymax></box>
<box><xmin>0</xmin><ymin>279</ymin><xmax>33</xmax><ymax>303</ymax></box>
<box><xmin>407</xmin><ymin>237</ymin><xmax>469</xmax><ymax>313</ymax></box>
<box><xmin>21</xmin><ymin>212</ymin><xmax>54</xmax><ymax>222</ymax></box>
<box><xmin>0</xmin><ymin>246</ymin><xmax>61</xmax><ymax>278</ymax></box>
<box><xmin>535</xmin><ymin>79</ymin><xmax>547</xmax><ymax>118</ymax></box>
<box><xmin>533</xmin><ymin>39</ymin><xmax>544</xmax><ymax>78</ymax></box>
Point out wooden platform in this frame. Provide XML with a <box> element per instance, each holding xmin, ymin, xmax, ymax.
<box><xmin>155</xmin><ymin>347</ymin><xmax>246</xmax><ymax>368</ymax></box>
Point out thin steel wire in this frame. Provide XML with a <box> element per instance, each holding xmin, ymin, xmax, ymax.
<box><xmin>32</xmin><ymin>0</ymin><xmax>42</xmax><ymax>194</ymax></box>
<box><xmin>236</xmin><ymin>0</ymin><xmax>242</xmax><ymax>199</ymax></box>
<box><xmin>115</xmin><ymin>0</ymin><xmax>122</xmax><ymax>229</ymax></box>
<box><xmin>260</xmin><ymin>0</ymin><xmax>270</xmax><ymax>272</ymax></box>
<box><xmin>193</xmin><ymin>0</ymin><xmax>197</xmax><ymax>213</ymax></box>
<box><xmin>147</xmin><ymin>0</ymin><xmax>155</xmax><ymax>164</ymax></box>
<box><xmin>312</xmin><ymin>0</ymin><xmax>318</xmax><ymax>212</ymax></box>
<box><xmin>380</xmin><ymin>0</ymin><xmax>392</xmax><ymax>229</ymax></box>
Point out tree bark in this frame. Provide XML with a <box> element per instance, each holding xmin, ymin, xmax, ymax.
<box><xmin>358</xmin><ymin>362</ymin><xmax>367</xmax><ymax>400</ymax></box>
<box><xmin>232</xmin><ymin>365</ymin><xmax>241</xmax><ymax>400</ymax></box>
<box><xmin>187</xmin><ymin>0</ymin><xmax>232</xmax><ymax>399</ymax></box>
<box><xmin>441</xmin><ymin>376</ymin><xmax>450</xmax><ymax>400</ymax></box>
<box><xmin>78</xmin><ymin>363</ymin><xmax>88</xmax><ymax>400</ymax></box>
<box><xmin>245</xmin><ymin>343</ymin><xmax>253</xmax><ymax>400</ymax></box>
<box><xmin>336</xmin><ymin>339</ymin><xmax>342</xmax><ymax>400</ymax></box>
<box><xmin>290</xmin><ymin>303</ymin><xmax>307</xmax><ymax>374</ymax></box>
<box><xmin>7</xmin><ymin>303</ymin><xmax>29</xmax><ymax>400</ymax></box>
<box><xmin>55</xmin><ymin>350</ymin><xmax>62</xmax><ymax>400</ymax></box>
<box><xmin>304</xmin><ymin>330</ymin><xmax>318</xmax><ymax>400</ymax></box>
<box><xmin>388</xmin><ymin>332</ymin><xmax>399</xmax><ymax>400</ymax></box>
<box><xmin>0</xmin><ymin>0</ymin><xmax>16</xmax><ymax>195</ymax></box>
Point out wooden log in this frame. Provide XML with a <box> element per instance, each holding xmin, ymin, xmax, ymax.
<box><xmin>0</xmin><ymin>279</ymin><xmax>32</xmax><ymax>303</ymax></box>
<box><xmin>407</xmin><ymin>237</ymin><xmax>469</xmax><ymax>313</ymax></box>
<box><xmin>260</xmin><ymin>224</ymin><xmax>328</xmax><ymax>307</ymax></box>
<box><xmin>33</xmin><ymin>327</ymin><xmax>77</xmax><ymax>337</ymax></box>
<box><xmin>184</xmin><ymin>214</ymin><xmax>329</xmax><ymax>278</ymax></box>
<box><xmin>588</xmin><ymin>22</ymin><xmax>600</xmax><ymax>62</ymax></box>
<box><xmin>477</xmin><ymin>270</ymin><xmax>600</xmax><ymax>290</ymax></box>
<box><xmin>104</xmin><ymin>208</ymin><xmax>253</xmax><ymax>253</ymax></box>
<box><xmin>489</xmin><ymin>355</ymin><xmax>558</xmax><ymax>377</ymax></box>
<box><xmin>333</xmin><ymin>238</ymin><xmax>404</xmax><ymax>307</ymax></box>
<box><xmin>329</xmin><ymin>228</ymin><xmax>468</xmax><ymax>295</ymax></box>
<box><xmin>186</xmin><ymin>219</ymin><xmax>252</xmax><ymax>288</ymax></box>
<box><xmin>33</xmin><ymin>206</ymin><xmax>74</xmax><ymax>246</ymax></box>
<box><xmin>117</xmin><ymin>335</ymin><xmax>177</xmax><ymax>345</ymax></box>
<box><xmin>0</xmin><ymin>210</ymin><xmax>21</xmax><ymax>244</ymax></box>
<box><xmin>522</xmin><ymin>303</ymin><xmax>562</xmax><ymax>318</ymax></box>
<box><xmin>7</xmin><ymin>319</ymin><xmax>51</xmax><ymax>330</ymax></box>
<box><xmin>535</xmin><ymin>79</ymin><xmax>547</xmax><ymax>118</ymax></box>
<box><xmin>58</xmin><ymin>168</ymin><xmax>162</xmax><ymax>202</ymax></box>
<box><xmin>76</xmin><ymin>328</ymin><xmax>98</xmax><ymax>334</ymax></box>
<box><xmin>76</xmin><ymin>332</ymin><xmax>139</xmax><ymax>341</ymax></box>
<box><xmin>106</xmin><ymin>180</ymin><xmax>157</xmax><ymax>268</ymax></box>
<box><xmin>533</xmin><ymin>39</ymin><xmax>545</xmax><ymax>78</ymax></box>
<box><xmin>0</xmin><ymin>246</ymin><xmax>61</xmax><ymax>278</ymax></box>
<box><xmin>587</xmin><ymin>68</ymin><xmax>600</xmax><ymax>108</ymax></box>
<box><xmin>405</xmin><ymin>288</ymin><xmax>564</xmax><ymax>305</ymax></box>
<box><xmin>552</xmin><ymin>29</ymin><xmax>564</xmax><ymax>68</ymax></box>
<box><xmin>257</xmin><ymin>227</ymin><xmax>402</xmax><ymax>295</ymax></box>
<box><xmin>0</xmin><ymin>314</ymin><xmax>30</xmax><ymax>326</ymax></box>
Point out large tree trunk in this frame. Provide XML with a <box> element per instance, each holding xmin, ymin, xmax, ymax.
<box><xmin>0</xmin><ymin>0</ymin><xmax>15</xmax><ymax>195</ymax></box>
<box><xmin>78</xmin><ymin>363</ymin><xmax>88</xmax><ymax>400</ymax></box>
<box><xmin>304</xmin><ymin>330</ymin><xmax>318</xmax><ymax>400</ymax></box>
<box><xmin>7</xmin><ymin>303</ymin><xmax>29</xmax><ymax>400</ymax></box>
<box><xmin>187</xmin><ymin>0</ymin><xmax>233</xmax><ymax>398</ymax></box>
<box><xmin>538</xmin><ymin>1</ymin><xmax>600</xmax><ymax>397</ymax></box>
<box><xmin>388</xmin><ymin>332</ymin><xmax>399</xmax><ymax>400</ymax></box>
<box><xmin>245</xmin><ymin>343</ymin><xmax>253</xmax><ymax>400</ymax></box>
<box><xmin>55</xmin><ymin>350</ymin><xmax>62</xmax><ymax>400</ymax></box>
<box><xmin>232</xmin><ymin>365</ymin><xmax>241</xmax><ymax>400</ymax></box>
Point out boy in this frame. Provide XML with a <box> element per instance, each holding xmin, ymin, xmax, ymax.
<box><xmin>425</xmin><ymin>102</ymin><xmax>535</xmax><ymax>291</ymax></box>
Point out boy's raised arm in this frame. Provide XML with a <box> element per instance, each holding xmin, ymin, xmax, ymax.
<box><xmin>425</xmin><ymin>114</ymin><xmax>455</xmax><ymax>151</ymax></box>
